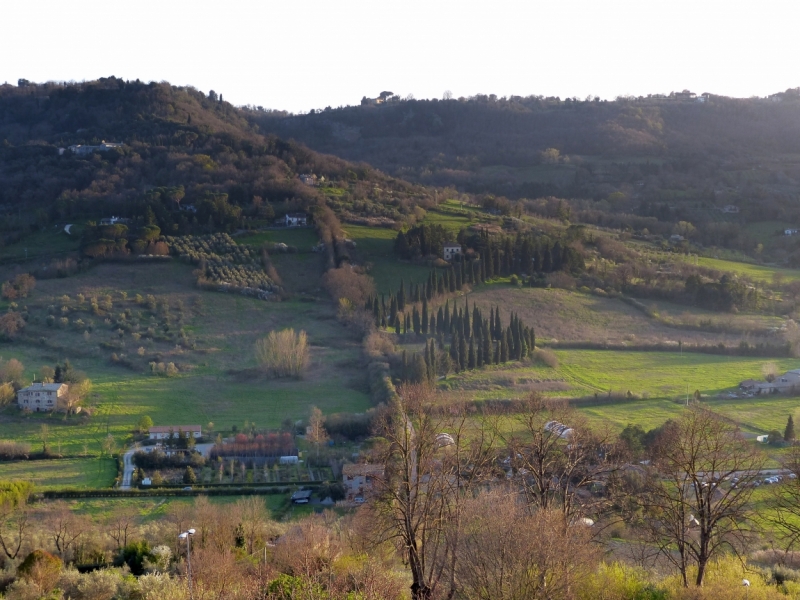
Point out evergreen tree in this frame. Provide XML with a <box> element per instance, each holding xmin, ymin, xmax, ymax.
<box><xmin>786</xmin><ymin>415</ymin><xmax>796</xmax><ymax>442</ymax></box>
<box><xmin>455</xmin><ymin>268</ymin><xmax>462</xmax><ymax>290</ymax></box>
<box><xmin>389</xmin><ymin>296</ymin><xmax>398</xmax><ymax>324</ymax></box>
<box><xmin>468</xmin><ymin>338</ymin><xmax>476</xmax><ymax>370</ymax></box>
<box><xmin>398</xmin><ymin>279</ymin><xmax>406</xmax><ymax>310</ymax></box>
<box><xmin>500</xmin><ymin>331</ymin><xmax>509</xmax><ymax>363</ymax></box>
<box><xmin>437</xmin><ymin>274</ymin><xmax>445</xmax><ymax>296</ymax></box>
<box><xmin>395</xmin><ymin>314</ymin><xmax>401</xmax><ymax>335</ymax></box>
<box><xmin>405</xmin><ymin>313</ymin><xmax>411</xmax><ymax>333</ymax></box>
<box><xmin>422</xmin><ymin>298</ymin><xmax>429</xmax><ymax>334</ymax></box>
<box><xmin>437</xmin><ymin>306</ymin><xmax>445</xmax><ymax>333</ymax></box>
<box><xmin>444</xmin><ymin>301</ymin><xmax>451</xmax><ymax>331</ymax></box>
<box><xmin>482</xmin><ymin>322</ymin><xmax>492</xmax><ymax>364</ymax></box>
<box><xmin>458</xmin><ymin>333</ymin><xmax>467</xmax><ymax>371</ymax></box>
<box><xmin>410</xmin><ymin>354</ymin><xmax>427</xmax><ymax>383</ymax></box>
<box><xmin>413</xmin><ymin>306</ymin><xmax>421</xmax><ymax>335</ymax></box>
<box><xmin>475</xmin><ymin>328</ymin><xmax>483</xmax><ymax>367</ymax></box>
<box><xmin>449</xmin><ymin>341</ymin><xmax>460</xmax><ymax>373</ymax></box>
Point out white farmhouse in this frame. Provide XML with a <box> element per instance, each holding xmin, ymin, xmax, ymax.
<box><xmin>443</xmin><ymin>242</ymin><xmax>462</xmax><ymax>261</ymax></box>
<box><xmin>285</xmin><ymin>213</ymin><xmax>308</xmax><ymax>227</ymax></box>
<box><xmin>17</xmin><ymin>383</ymin><xmax>69</xmax><ymax>412</ymax></box>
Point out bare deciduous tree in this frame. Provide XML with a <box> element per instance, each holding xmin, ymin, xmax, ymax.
<box><xmin>370</xmin><ymin>383</ymin><xmax>498</xmax><ymax>600</ymax></box>
<box><xmin>105</xmin><ymin>506</ymin><xmax>138</xmax><ymax>550</ymax></box>
<box><xmin>454</xmin><ymin>489</ymin><xmax>599</xmax><ymax>600</ymax></box>
<box><xmin>44</xmin><ymin>501</ymin><xmax>87</xmax><ymax>562</ymax></box>
<box><xmin>640</xmin><ymin>405</ymin><xmax>763</xmax><ymax>587</ymax></box>
<box><xmin>501</xmin><ymin>395</ymin><xmax>619</xmax><ymax>522</ymax></box>
<box><xmin>255</xmin><ymin>328</ymin><xmax>309</xmax><ymax>379</ymax></box>
<box><xmin>306</xmin><ymin>406</ymin><xmax>329</xmax><ymax>459</ymax></box>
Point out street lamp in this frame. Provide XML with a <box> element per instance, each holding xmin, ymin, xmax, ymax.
<box><xmin>179</xmin><ymin>528</ymin><xmax>196</xmax><ymax>599</ymax></box>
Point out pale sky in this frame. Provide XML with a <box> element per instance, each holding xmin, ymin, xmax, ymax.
<box><xmin>3</xmin><ymin>0</ymin><xmax>799</xmax><ymax>113</ymax></box>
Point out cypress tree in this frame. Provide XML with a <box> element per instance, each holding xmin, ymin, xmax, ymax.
<box><xmin>444</xmin><ymin>300</ymin><xmax>451</xmax><ymax>331</ymax></box>
<box><xmin>450</xmin><ymin>339</ymin><xmax>460</xmax><ymax>372</ymax></box>
<box><xmin>411</xmin><ymin>354</ymin><xmax>427</xmax><ymax>384</ymax></box>
<box><xmin>413</xmin><ymin>306</ymin><xmax>421</xmax><ymax>335</ymax></box>
<box><xmin>437</xmin><ymin>307</ymin><xmax>445</xmax><ymax>333</ymax></box>
<box><xmin>458</xmin><ymin>333</ymin><xmax>467</xmax><ymax>371</ymax></box>
<box><xmin>402</xmin><ymin>349</ymin><xmax>408</xmax><ymax>380</ymax></box>
<box><xmin>468</xmin><ymin>337</ymin><xmax>476</xmax><ymax>370</ymax></box>
<box><xmin>482</xmin><ymin>321</ymin><xmax>492</xmax><ymax>364</ymax></box>
<box><xmin>405</xmin><ymin>313</ymin><xmax>411</xmax><ymax>334</ymax></box>
<box><xmin>422</xmin><ymin>298</ymin><xmax>429</xmax><ymax>334</ymax></box>
<box><xmin>398</xmin><ymin>279</ymin><xmax>406</xmax><ymax>310</ymax></box>
<box><xmin>494</xmin><ymin>307</ymin><xmax>502</xmax><ymax>340</ymax></box>
<box><xmin>455</xmin><ymin>268</ymin><xmax>462</xmax><ymax>290</ymax></box>
<box><xmin>473</xmin><ymin>305</ymin><xmax>481</xmax><ymax>338</ymax></box>
<box><xmin>786</xmin><ymin>415</ymin><xmax>796</xmax><ymax>442</ymax></box>
<box><xmin>430</xmin><ymin>315</ymin><xmax>436</xmax><ymax>334</ymax></box>
<box><xmin>389</xmin><ymin>296</ymin><xmax>398</xmax><ymax>325</ymax></box>
<box><xmin>500</xmin><ymin>331</ymin><xmax>509</xmax><ymax>363</ymax></box>
<box><xmin>395</xmin><ymin>314</ymin><xmax>401</xmax><ymax>335</ymax></box>
<box><xmin>489</xmin><ymin>307</ymin><xmax>494</xmax><ymax>338</ymax></box>
<box><xmin>437</xmin><ymin>274</ymin><xmax>445</xmax><ymax>296</ymax></box>
<box><xmin>475</xmin><ymin>328</ymin><xmax>483</xmax><ymax>367</ymax></box>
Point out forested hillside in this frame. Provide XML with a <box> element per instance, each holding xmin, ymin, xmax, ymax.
<box><xmin>251</xmin><ymin>90</ymin><xmax>800</xmax><ymax>253</ymax></box>
<box><xmin>0</xmin><ymin>78</ymin><xmax>435</xmax><ymax>248</ymax></box>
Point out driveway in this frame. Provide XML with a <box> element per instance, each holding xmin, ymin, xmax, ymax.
<box><xmin>120</xmin><ymin>444</ymin><xmax>139</xmax><ymax>489</ymax></box>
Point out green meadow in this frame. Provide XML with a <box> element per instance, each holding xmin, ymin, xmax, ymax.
<box><xmin>0</xmin><ymin>458</ymin><xmax>116</xmax><ymax>490</ymax></box>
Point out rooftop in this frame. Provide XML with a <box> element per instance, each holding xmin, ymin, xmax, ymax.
<box><xmin>342</xmin><ymin>463</ymin><xmax>384</xmax><ymax>478</ymax></box>
<box><xmin>19</xmin><ymin>383</ymin><xmax>67</xmax><ymax>392</ymax></box>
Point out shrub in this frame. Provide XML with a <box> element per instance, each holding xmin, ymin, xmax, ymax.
<box><xmin>0</xmin><ymin>312</ymin><xmax>26</xmax><ymax>339</ymax></box>
<box><xmin>532</xmin><ymin>347</ymin><xmax>559</xmax><ymax>368</ymax></box>
<box><xmin>1</xmin><ymin>274</ymin><xmax>35</xmax><ymax>300</ymax></box>
<box><xmin>255</xmin><ymin>329</ymin><xmax>309</xmax><ymax>379</ymax></box>
<box><xmin>17</xmin><ymin>549</ymin><xmax>62</xmax><ymax>594</ymax></box>
<box><xmin>0</xmin><ymin>383</ymin><xmax>15</xmax><ymax>406</ymax></box>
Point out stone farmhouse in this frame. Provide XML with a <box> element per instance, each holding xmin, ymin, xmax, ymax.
<box><xmin>342</xmin><ymin>463</ymin><xmax>384</xmax><ymax>502</ymax></box>
<box><xmin>17</xmin><ymin>383</ymin><xmax>69</xmax><ymax>412</ymax></box>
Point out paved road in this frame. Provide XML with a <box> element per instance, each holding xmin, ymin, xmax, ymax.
<box><xmin>120</xmin><ymin>444</ymin><xmax>139</xmax><ymax>490</ymax></box>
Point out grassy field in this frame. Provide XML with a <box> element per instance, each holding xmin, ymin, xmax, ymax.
<box><xmin>438</xmin><ymin>349</ymin><xmax>800</xmax><ymax>434</ymax></box>
<box><xmin>0</xmin><ymin>458</ymin><xmax>116</xmax><ymax>490</ymax></box>
<box><xmin>0</xmin><ymin>260</ymin><xmax>371</xmax><ymax>455</ymax></box>
<box><xmin>63</xmin><ymin>492</ymin><xmax>293</xmax><ymax>521</ymax></box>
<box><xmin>691</xmin><ymin>256</ymin><xmax>800</xmax><ymax>283</ymax></box>
<box><xmin>236</xmin><ymin>228</ymin><xmax>319</xmax><ymax>250</ymax></box>
<box><xmin>343</xmin><ymin>224</ymin><xmax>431</xmax><ymax>293</ymax></box>
<box><xmin>0</xmin><ymin>225</ymin><xmax>83</xmax><ymax>263</ymax></box>
<box><xmin>461</xmin><ymin>285</ymin><xmax>777</xmax><ymax>345</ymax></box>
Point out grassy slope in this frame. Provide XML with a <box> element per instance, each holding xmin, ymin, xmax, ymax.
<box><xmin>692</xmin><ymin>256</ymin><xmax>800</xmax><ymax>282</ymax></box>
<box><xmin>463</xmin><ymin>285</ymin><xmax>779</xmax><ymax>346</ymax></box>
<box><xmin>0</xmin><ymin>260</ymin><xmax>370</xmax><ymax>456</ymax></box>
<box><xmin>439</xmin><ymin>350</ymin><xmax>799</xmax><ymax>434</ymax></box>
<box><xmin>0</xmin><ymin>458</ymin><xmax>116</xmax><ymax>490</ymax></box>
